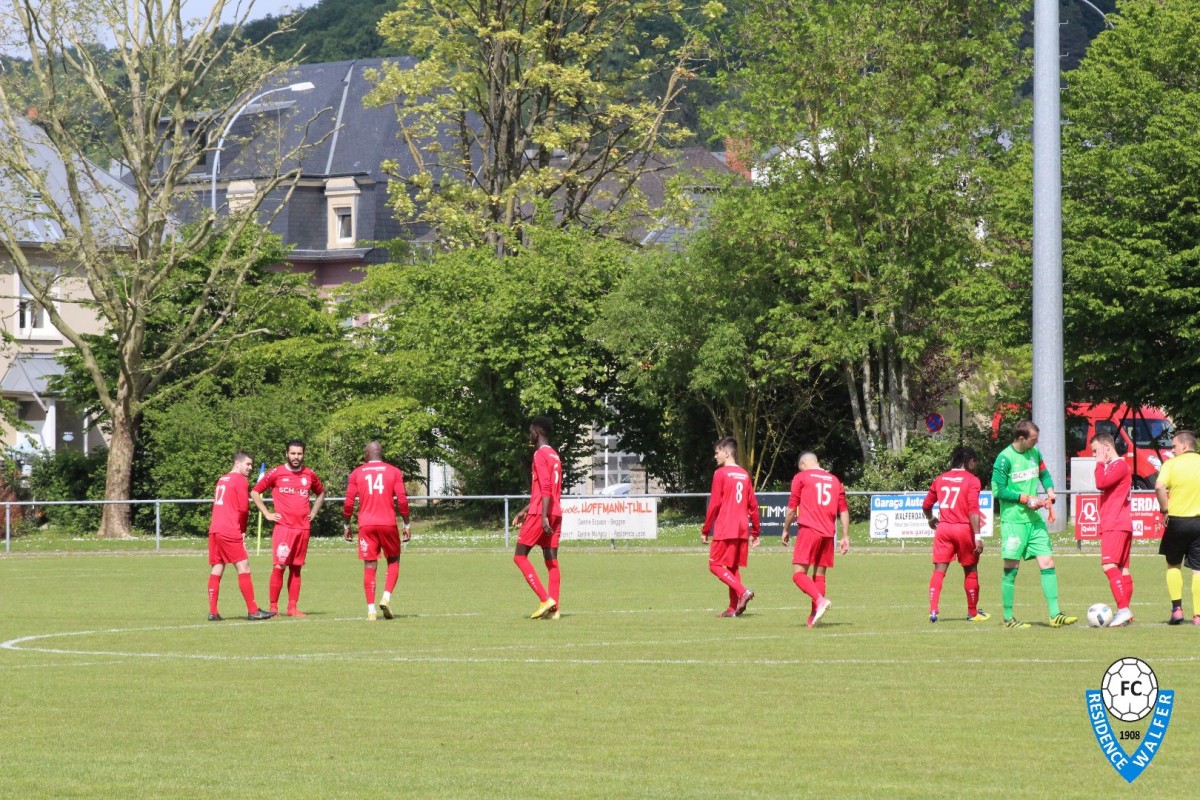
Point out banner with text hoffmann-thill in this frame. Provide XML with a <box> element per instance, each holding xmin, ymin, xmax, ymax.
<box><xmin>561</xmin><ymin>498</ymin><xmax>658</xmax><ymax>540</ymax></box>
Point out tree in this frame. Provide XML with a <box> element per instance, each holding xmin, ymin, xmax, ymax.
<box><xmin>365</xmin><ymin>0</ymin><xmax>713</xmax><ymax>250</ymax></box>
<box><xmin>345</xmin><ymin>224</ymin><xmax>625</xmax><ymax>495</ymax></box>
<box><xmin>0</xmin><ymin>1</ymin><xmax>319</xmax><ymax>536</ymax></box>
<box><xmin>709</xmin><ymin>0</ymin><xmax>1028</xmax><ymax>461</ymax></box>
<box><xmin>1051</xmin><ymin>0</ymin><xmax>1200</xmax><ymax>424</ymax></box>
<box><xmin>592</xmin><ymin>219</ymin><xmax>846</xmax><ymax>488</ymax></box>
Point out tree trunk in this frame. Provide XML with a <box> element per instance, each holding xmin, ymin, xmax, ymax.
<box><xmin>99</xmin><ymin>407</ymin><xmax>137</xmax><ymax>539</ymax></box>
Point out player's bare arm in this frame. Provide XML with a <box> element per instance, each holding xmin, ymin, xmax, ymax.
<box><xmin>308</xmin><ymin>491</ymin><xmax>326</xmax><ymax>522</ymax></box>
<box><xmin>401</xmin><ymin>513</ymin><xmax>411</xmax><ymax>543</ymax></box>
<box><xmin>251</xmin><ymin>490</ymin><xmax>281</xmax><ymax>523</ymax></box>
<box><xmin>971</xmin><ymin>512</ymin><xmax>984</xmax><ymax>554</ymax></box>
<box><xmin>780</xmin><ymin>508</ymin><xmax>796</xmax><ymax>546</ymax></box>
<box><xmin>838</xmin><ymin>510</ymin><xmax>851</xmax><ymax>555</ymax></box>
<box><xmin>541</xmin><ymin>496</ymin><xmax>552</xmax><ymax>535</ymax></box>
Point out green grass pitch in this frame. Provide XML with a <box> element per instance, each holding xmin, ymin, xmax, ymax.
<box><xmin>1</xmin><ymin>544</ymin><xmax>1195</xmax><ymax>799</ymax></box>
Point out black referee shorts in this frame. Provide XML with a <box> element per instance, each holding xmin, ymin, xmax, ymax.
<box><xmin>1159</xmin><ymin>516</ymin><xmax>1200</xmax><ymax>569</ymax></box>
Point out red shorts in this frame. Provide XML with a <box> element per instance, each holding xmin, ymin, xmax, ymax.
<box><xmin>208</xmin><ymin>531</ymin><xmax>248</xmax><ymax>566</ymax></box>
<box><xmin>1100</xmin><ymin>527</ymin><xmax>1133</xmax><ymax>570</ymax></box>
<box><xmin>792</xmin><ymin>528</ymin><xmax>834</xmax><ymax>568</ymax></box>
<box><xmin>358</xmin><ymin>525</ymin><xmax>401</xmax><ymax>561</ymax></box>
<box><xmin>932</xmin><ymin>523</ymin><xmax>979</xmax><ymax>567</ymax></box>
<box><xmin>272</xmin><ymin>525</ymin><xmax>310</xmax><ymax>566</ymax></box>
<box><xmin>709</xmin><ymin>537</ymin><xmax>748</xmax><ymax>568</ymax></box>
<box><xmin>517</xmin><ymin>514</ymin><xmax>562</xmax><ymax>548</ymax></box>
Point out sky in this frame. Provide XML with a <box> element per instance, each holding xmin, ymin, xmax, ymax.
<box><xmin>179</xmin><ymin>0</ymin><xmax>312</xmax><ymax>25</ymax></box>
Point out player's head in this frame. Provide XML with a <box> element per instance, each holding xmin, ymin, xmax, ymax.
<box><xmin>950</xmin><ymin>445</ymin><xmax>977</xmax><ymax>471</ymax></box>
<box><xmin>714</xmin><ymin>436</ymin><xmax>737</xmax><ymax>466</ymax></box>
<box><xmin>529</xmin><ymin>416</ymin><xmax>552</xmax><ymax>445</ymax></box>
<box><xmin>285</xmin><ymin>439</ymin><xmax>306</xmax><ymax>469</ymax></box>
<box><xmin>1090</xmin><ymin>432</ymin><xmax>1116</xmax><ymax>460</ymax></box>
<box><xmin>232</xmin><ymin>451</ymin><xmax>253</xmax><ymax>476</ymax></box>
<box><xmin>364</xmin><ymin>440</ymin><xmax>383</xmax><ymax>461</ymax></box>
<box><xmin>1173</xmin><ymin>430</ymin><xmax>1197</xmax><ymax>454</ymax></box>
<box><xmin>798</xmin><ymin>451</ymin><xmax>819</xmax><ymax>471</ymax></box>
<box><xmin>1012</xmin><ymin>420</ymin><xmax>1039</xmax><ymax>448</ymax></box>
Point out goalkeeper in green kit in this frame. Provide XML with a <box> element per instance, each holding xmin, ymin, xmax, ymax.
<box><xmin>991</xmin><ymin>420</ymin><xmax>1078</xmax><ymax>628</ymax></box>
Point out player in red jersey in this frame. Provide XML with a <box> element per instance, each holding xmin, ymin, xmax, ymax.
<box><xmin>781</xmin><ymin>452</ymin><xmax>850</xmax><ymax>627</ymax></box>
<box><xmin>701</xmin><ymin>436</ymin><xmax>760</xmax><ymax>617</ymax></box>
<box><xmin>922</xmin><ymin>446</ymin><xmax>987</xmax><ymax>624</ymax></box>
<box><xmin>343</xmin><ymin>440</ymin><xmax>411</xmax><ymax>621</ymax></box>
<box><xmin>251</xmin><ymin>440</ymin><xmax>326</xmax><ymax>617</ymax></box>
<box><xmin>207</xmin><ymin>451</ymin><xmax>276</xmax><ymax>621</ymax></box>
<box><xmin>1092</xmin><ymin>432</ymin><xmax>1134</xmax><ymax>626</ymax></box>
<box><xmin>512</xmin><ymin>416</ymin><xmax>564</xmax><ymax>619</ymax></box>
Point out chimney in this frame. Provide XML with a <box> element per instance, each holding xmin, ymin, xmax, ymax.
<box><xmin>724</xmin><ymin>137</ymin><xmax>752</xmax><ymax>180</ymax></box>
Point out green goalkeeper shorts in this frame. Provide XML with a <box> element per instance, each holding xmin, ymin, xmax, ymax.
<box><xmin>1000</xmin><ymin>519</ymin><xmax>1053</xmax><ymax>561</ymax></box>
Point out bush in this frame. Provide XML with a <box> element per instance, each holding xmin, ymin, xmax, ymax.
<box><xmin>848</xmin><ymin>426</ymin><xmax>1000</xmax><ymax>519</ymax></box>
<box><xmin>27</xmin><ymin>448</ymin><xmax>109</xmax><ymax>532</ymax></box>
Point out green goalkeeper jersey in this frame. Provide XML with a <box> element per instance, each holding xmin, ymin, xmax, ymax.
<box><xmin>991</xmin><ymin>444</ymin><xmax>1053</xmax><ymax>524</ymax></box>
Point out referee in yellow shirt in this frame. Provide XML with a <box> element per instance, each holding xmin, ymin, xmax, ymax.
<box><xmin>1155</xmin><ymin>430</ymin><xmax>1200</xmax><ymax>624</ymax></box>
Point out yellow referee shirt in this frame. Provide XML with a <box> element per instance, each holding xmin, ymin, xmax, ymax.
<box><xmin>1159</xmin><ymin>452</ymin><xmax>1200</xmax><ymax>518</ymax></box>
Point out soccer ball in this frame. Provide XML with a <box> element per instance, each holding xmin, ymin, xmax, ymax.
<box><xmin>1101</xmin><ymin>658</ymin><xmax>1158</xmax><ymax>722</ymax></box>
<box><xmin>1087</xmin><ymin>603</ymin><xmax>1114</xmax><ymax>628</ymax></box>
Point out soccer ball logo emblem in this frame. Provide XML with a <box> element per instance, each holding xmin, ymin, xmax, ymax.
<box><xmin>1102</xmin><ymin>658</ymin><xmax>1157</xmax><ymax>722</ymax></box>
<box><xmin>276</xmin><ymin>543</ymin><xmax>291</xmax><ymax>561</ymax></box>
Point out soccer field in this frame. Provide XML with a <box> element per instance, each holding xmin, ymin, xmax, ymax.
<box><xmin>0</xmin><ymin>546</ymin><xmax>1194</xmax><ymax>799</ymax></box>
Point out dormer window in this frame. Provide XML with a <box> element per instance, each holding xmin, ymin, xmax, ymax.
<box><xmin>325</xmin><ymin>177</ymin><xmax>360</xmax><ymax>249</ymax></box>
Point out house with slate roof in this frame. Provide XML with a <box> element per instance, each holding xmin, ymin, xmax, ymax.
<box><xmin>0</xmin><ymin>117</ymin><xmax>121</xmax><ymax>456</ymax></box>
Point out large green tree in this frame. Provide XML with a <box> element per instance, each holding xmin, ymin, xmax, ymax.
<box><xmin>345</xmin><ymin>225</ymin><xmax>625</xmax><ymax>495</ymax></box>
<box><xmin>1053</xmin><ymin>0</ymin><xmax>1200</xmax><ymax>423</ymax></box>
<box><xmin>592</xmin><ymin>214</ymin><xmax>847</xmax><ymax>487</ymax></box>
<box><xmin>710</xmin><ymin>0</ymin><xmax>1028</xmax><ymax>462</ymax></box>
<box><xmin>365</xmin><ymin>0</ymin><xmax>713</xmax><ymax>250</ymax></box>
<box><xmin>0</xmin><ymin>0</ymin><xmax>318</xmax><ymax>536</ymax></box>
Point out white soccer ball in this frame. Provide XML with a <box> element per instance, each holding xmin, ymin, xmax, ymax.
<box><xmin>1101</xmin><ymin>658</ymin><xmax>1158</xmax><ymax>722</ymax></box>
<box><xmin>1087</xmin><ymin>603</ymin><xmax>1114</xmax><ymax>628</ymax></box>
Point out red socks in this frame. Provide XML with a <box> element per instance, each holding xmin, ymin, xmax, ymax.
<box><xmin>208</xmin><ymin>574</ymin><xmax>221</xmax><ymax>615</ymax></box>
<box><xmin>793</xmin><ymin>571</ymin><xmax>820</xmax><ymax>600</ymax></box>
<box><xmin>269</xmin><ymin>566</ymin><xmax>284</xmax><ymax>608</ymax></box>
<box><xmin>385</xmin><ymin>560</ymin><xmax>400</xmax><ymax>594</ymax></box>
<box><xmin>964</xmin><ymin>572</ymin><xmax>980</xmax><ymax>616</ymax></box>
<box><xmin>709</xmin><ymin>562</ymin><xmax>747</xmax><ymax>596</ymax></box>
<box><xmin>364</xmin><ymin>565</ymin><xmax>377</xmax><ymax>603</ymax></box>
<box><xmin>546</xmin><ymin>558</ymin><xmax>560</xmax><ymax>605</ymax></box>
<box><xmin>929</xmin><ymin>570</ymin><xmax>946</xmax><ymax>613</ymax></box>
<box><xmin>237</xmin><ymin>572</ymin><xmax>258</xmax><ymax>614</ymax></box>
<box><xmin>1105</xmin><ymin>566</ymin><xmax>1131</xmax><ymax>609</ymax></box>
<box><xmin>514</xmin><ymin>555</ymin><xmax>549</xmax><ymax>602</ymax></box>
<box><xmin>287</xmin><ymin>566</ymin><xmax>302</xmax><ymax>610</ymax></box>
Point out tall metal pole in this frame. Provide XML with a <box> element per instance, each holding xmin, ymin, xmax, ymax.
<box><xmin>1032</xmin><ymin>0</ymin><xmax>1065</xmax><ymax>529</ymax></box>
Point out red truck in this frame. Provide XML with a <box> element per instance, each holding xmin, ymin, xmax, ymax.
<box><xmin>993</xmin><ymin>403</ymin><xmax>1174</xmax><ymax>489</ymax></box>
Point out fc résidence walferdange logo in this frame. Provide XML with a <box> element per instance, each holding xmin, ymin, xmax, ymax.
<box><xmin>1085</xmin><ymin>658</ymin><xmax>1173</xmax><ymax>783</ymax></box>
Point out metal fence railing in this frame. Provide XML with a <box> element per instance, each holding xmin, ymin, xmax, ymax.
<box><xmin>2</xmin><ymin>489</ymin><xmax>1135</xmax><ymax>554</ymax></box>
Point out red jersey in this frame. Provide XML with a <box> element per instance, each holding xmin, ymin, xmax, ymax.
<box><xmin>1095</xmin><ymin>458</ymin><xmax>1133</xmax><ymax>533</ymax></box>
<box><xmin>343</xmin><ymin>461</ymin><xmax>410</xmax><ymax>527</ymax></box>
<box><xmin>922</xmin><ymin>469</ymin><xmax>982</xmax><ymax>527</ymax></box>
<box><xmin>208</xmin><ymin>472</ymin><xmax>249</xmax><ymax>536</ymax></box>
<box><xmin>788</xmin><ymin>468</ymin><xmax>848</xmax><ymax>538</ymax></box>
<box><xmin>253</xmin><ymin>465</ymin><xmax>324</xmax><ymax>530</ymax></box>
<box><xmin>530</xmin><ymin>445</ymin><xmax>563</xmax><ymax>517</ymax></box>
<box><xmin>703</xmin><ymin>465</ymin><xmax>761</xmax><ymax>540</ymax></box>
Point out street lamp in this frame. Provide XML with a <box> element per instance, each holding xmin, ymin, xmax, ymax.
<box><xmin>210</xmin><ymin>81</ymin><xmax>315</xmax><ymax>213</ymax></box>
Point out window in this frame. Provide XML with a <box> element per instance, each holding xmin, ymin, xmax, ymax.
<box><xmin>324</xmin><ymin>177</ymin><xmax>361</xmax><ymax>249</ymax></box>
<box><xmin>336</xmin><ymin>207</ymin><xmax>353</xmax><ymax>240</ymax></box>
<box><xmin>16</xmin><ymin>278</ymin><xmax>54</xmax><ymax>338</ymax></box>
